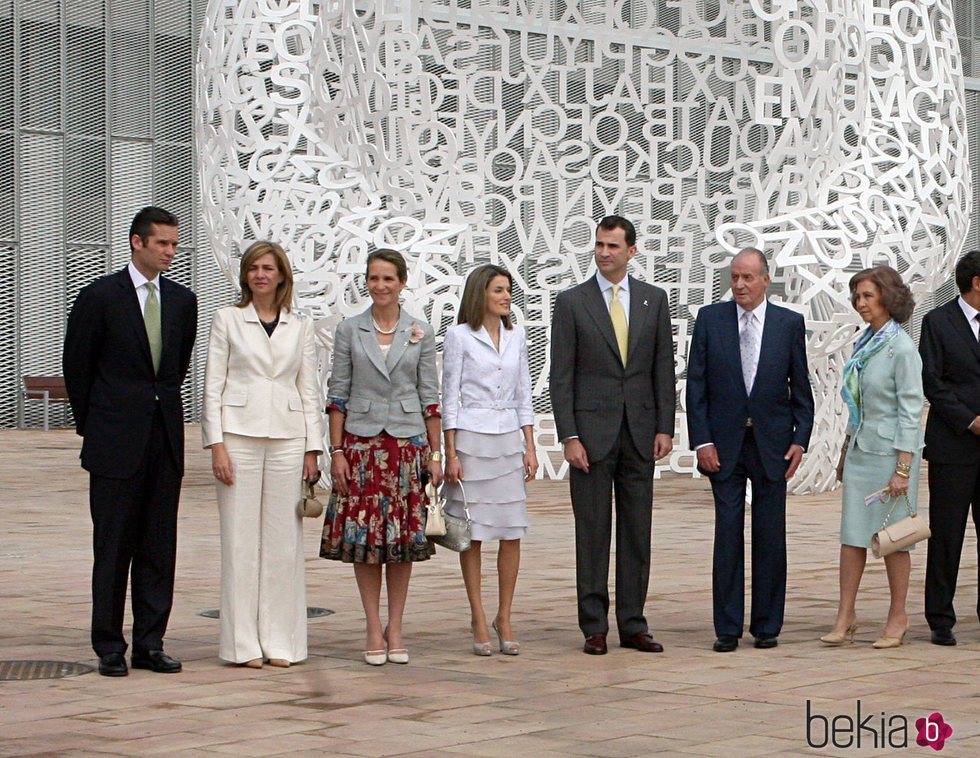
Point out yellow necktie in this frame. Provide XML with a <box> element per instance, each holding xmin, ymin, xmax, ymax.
<box><xmin>610</xmin><ymin>284</ymin><xmax>628</xmax><ymax>366</ymax></box>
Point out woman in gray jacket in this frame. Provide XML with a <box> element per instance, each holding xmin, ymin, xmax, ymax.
<box><xmin>320</xmin><ymin>249</ymin><xmax>443</xmax><ymax>666</ymax></box>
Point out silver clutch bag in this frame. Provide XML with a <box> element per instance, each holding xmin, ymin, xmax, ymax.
<box><xmin>424</xmin><ymin>482</ymin><xmax>472</xmax><ymax>553</ymax></box>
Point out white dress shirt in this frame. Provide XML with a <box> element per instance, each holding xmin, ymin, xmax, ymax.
<box><xmin>128</xmin><ymin>261</ymin><xmax>162</xmax><ymax>314</ymax></box>
<box><xmin>441</xmin><ymin>322</ymin><xmax>534</xmax><ymax>434</ymax></box>
<box><xmin>596</xmin><ymin>271</ymin><xmax>630</xmax><ymax>323</ymax></box>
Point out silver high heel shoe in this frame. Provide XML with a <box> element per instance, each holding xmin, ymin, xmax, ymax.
<box><xmin>492</xmin><ymin>619</ymin><xmax>520</xmax><ymax>656</ymax></box>
<box><xmin>472</xmin><ymin>624</ymin><xmax>492</xmax><ymax>656</ymax></box>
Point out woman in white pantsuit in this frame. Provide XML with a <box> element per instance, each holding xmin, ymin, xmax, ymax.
<box><xmin>442</xmin><ymin>265</ymin><xmax>537</xmax><ymax>656</ymax></box>
<box><xmin>202</xmin><ymin>241</ymin><xmax>323</xmax><ymax>668</ymax></box>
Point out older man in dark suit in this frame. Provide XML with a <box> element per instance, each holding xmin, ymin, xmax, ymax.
<box><xmin>686</xmin><ymin>248</ymin><xmax>813</xmax><ymax>652</ymax></box>
<box><xmin>550</xmin><ymin>215</ymin><xmax>676</xmax><ymax>655</ymax></box>
<box><xmin>920</xmin><ymin>250</ymin><xmax>980</xmax><ymax>646</ymax></box>
<box><xmin>64</xmin><ymin>207</ymin><xmax>198</xmax><ymax>676</ymax></box>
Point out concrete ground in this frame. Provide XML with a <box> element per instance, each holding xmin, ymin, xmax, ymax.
<box><xmin>1</xmin><ymin>426</ymin><xmax>978</xmax><ymax>756</ymax></box>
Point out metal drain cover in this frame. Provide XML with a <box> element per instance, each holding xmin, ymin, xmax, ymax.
<box><xmin>199</xmin><ymin>607</ymin><xmax>333</xmax><ymax>619</ymax></box>
<box><xmin>0</xmin><ymin>660</ymin><xmax>95</xmax><ymax>680</ymax></box>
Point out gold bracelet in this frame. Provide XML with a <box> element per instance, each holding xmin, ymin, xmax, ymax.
<box><xmin>894</xmin><ymin>469</ymin><xmax>910</xmax><ymax>479</ymax></box>
<box><xmin>448</xmin><ymin>454</ymin><xmax>459</xmax><ymax>461</ymax></box>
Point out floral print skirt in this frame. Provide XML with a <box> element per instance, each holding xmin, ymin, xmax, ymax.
<box><xmin>320</xmin><ymin>431</ymin><xmax>435</xmax><ymax>564</ymax></box>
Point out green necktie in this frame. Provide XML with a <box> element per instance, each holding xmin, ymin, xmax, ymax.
<box><xmin>144</xmin><ymin>282</ymin><xmax>162</xmax><ymax>373</ymax></box>
<box><xmin>610</xmin><ymin>284</ymin><xmax>628</xmax><ymax>366</ymax></box>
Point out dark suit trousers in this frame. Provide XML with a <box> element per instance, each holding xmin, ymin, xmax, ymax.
<box><xmin>569</xmin><ymin>418</ymin><xmax>653</xmax><ymax>638</ymax></box>
<box><xmin>925</xmin><ymin>461</ymin><xmax>980</xmax><ymax>630</ymax></box>
<box><xmin>710</xmin><ymin>429</ymin><xmax>787</xmax><ymax>638</ymax></box>
<box><xmin>89</xmin><ymin>405</ymin><xmax>181</xmax><ymax>656</ymax></box>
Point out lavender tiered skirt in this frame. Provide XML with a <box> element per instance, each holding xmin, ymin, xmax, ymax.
<box><xmin>443</xmin><ymin>429</ymin><xmax>529</xmax><ymax>541</ymax></box>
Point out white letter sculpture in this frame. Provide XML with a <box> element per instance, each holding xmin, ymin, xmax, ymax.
<box><xmin>197</xmin><ymin>0</ymin><xmax>970</xmax><ymax>492</ymax></box>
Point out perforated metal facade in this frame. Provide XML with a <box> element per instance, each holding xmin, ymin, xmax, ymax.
<box><xmin>3</xmin><ymin>0</ymin><xmax>234</xmax><ymax>429</ymax></box>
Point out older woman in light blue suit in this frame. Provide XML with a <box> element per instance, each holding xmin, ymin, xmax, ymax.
<box><xmin>320</xmin><ymin>249</ymin><xmax>443</xmax><ymax>666</ymax></box>
<box><xmin>822</xmin><ymin>266</ymin><xmax>924</xmax><ymax>649</ymax></box>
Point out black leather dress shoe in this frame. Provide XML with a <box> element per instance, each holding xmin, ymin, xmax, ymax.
<box><xmin>620</xmin><ymin>632</ymin><xmax>664</xmax><ymax>653</ymax></box>
<box><xmin>930</xmin><ymin>627</ymin><xmax>957</xmax><ymax>646</ymax></box>
<box><xmin>713</xmin><ymin>635</ymin><xmax>738</xmax><ymax>653</ymax></box>
<box><xmin>583</xmin><ymin>633</ymin><xmax>608</xmax><ymax>655</ymax></box>
<box><xmin>98</xmin><ymin>652</ymin><xmax>128</xmax><ymax>677</ymax></box>
<box><xmin>131</xmin><ymin>650</ymin><xmax>182</xmax><ymax>673</ymax></box>
<box><xmin>753</xmin><ymin>635</ymin><xmax>778</xmax><ymax>649</ymax></box>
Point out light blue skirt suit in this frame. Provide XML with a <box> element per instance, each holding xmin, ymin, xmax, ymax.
<box><xmin>841</xmin><ymin>329</ymin><xmax>924</xmax><ymax>549</ymax></box>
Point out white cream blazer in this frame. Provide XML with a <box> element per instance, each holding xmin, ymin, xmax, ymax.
<box><xmin>441</xmin><ymin>322</ymin><xmax>534</xmax><ymax>434</ymax></box>
<box><xmin>201</xmin><ymin>304</ymin><xmax>324</xmax><ymax>451</ymax></box>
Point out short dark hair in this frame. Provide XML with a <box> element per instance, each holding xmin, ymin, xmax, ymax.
<box><xmin>129</xmin><ymin>207</ymin><xmax>178</xmax><ymax>250</ymax></box>
<box><xmin>596</xmin><ymin>215</ymin><xmax>636</xmax><ymax>246</ymax></box>
<box><xmin>848</xmin><ymin>266</ymin><xmax>916</xmax><ymax>323</ymax></box>
<box><xmin>458</xmin><ymin>264</ymin><xmax>513</xmax><ymax>331</ymax></box>
<box><xmin>734</xmin><ymin>247</ymin><xmax>769</xmax><ymax>275</ymax></box>
<box><xmin>955</xmin><ymin>250</ymin><xmax>980</xmax><ymax>294</ymax></box>
<box><xmin>366</xmin><ymin>248</ymin><xmax>408</xmax><ymax>283</ymax></box>
<box><xmin>237</xmin><ymin>241</ymin><xmax>294</xmax><ymax>313</ymax></box>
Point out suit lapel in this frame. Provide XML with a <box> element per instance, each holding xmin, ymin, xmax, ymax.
<box><xmin>385</xmin><ymin>309</ymin><xmax>416</xmax><ymax>372</ymax></box>
<box><xmin>118</xmin><ymin>270</ymin><xmax>153</xmax><ymax>370</ymax></box>
<box><xmin>582</xmin><ymin>277</ymin><xmax>621</xmax><ymax>363</ymax></box>
<box><xmin>749</xmin><ymin>302</ymin><xmax>775</xmax><ymax>399</ymax></box>
<box><xmin>355</xmin><ymin>310</ymin><xmax>389</xmax><ymax>379</ymax></box>
<box><xmin>626</xmin><ymin>277</ymin><xmax>650</xmax><ymax>366</ymax></box>
<box><xmin>241</xmin><ymin>302</ymin><xmax>276</xmax><ymax>369</ymax></box>
<box><xmin>945</xmin><ymin>300</ymin><xmax>980</xmax><ymax>365</ymax></box>
<box><xmin>159</xmin><ymin>277</ymin><xmax>183</xmax><ymax>369</ymax></box>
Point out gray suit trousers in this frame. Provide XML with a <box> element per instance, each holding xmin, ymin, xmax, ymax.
<box><xmin>570</xmin><ymin>415</ymin><xmax>654</xmax><ymax>638</ymax></box>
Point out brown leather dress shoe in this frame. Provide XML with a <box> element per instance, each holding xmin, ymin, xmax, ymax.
<box><xmin>620</xmin><ymin>632</ymin><xmax>664</xmax><ymax>653</ymax></box>
<box><xmin>583</xmin><ymin>633</ymin><xmax>608</xmax><ymax>655</ymax></box>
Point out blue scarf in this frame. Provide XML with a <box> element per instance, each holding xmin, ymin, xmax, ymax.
<box><xmin>841</xmin><ymin>319</ymin><xmax>901</xmax><ymax>429</ymax></box>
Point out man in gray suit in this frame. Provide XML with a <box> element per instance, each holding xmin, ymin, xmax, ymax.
<box><xmin>550</xmin><ymin>215</ymin><xmax>676</xmax><ymax>655</ymax></box>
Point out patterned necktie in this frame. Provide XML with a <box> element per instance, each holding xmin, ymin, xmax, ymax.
<box><xmin>144</xmin><ymin>282</ymin><xmax>162</xmax><ymax>374</ymax></box>
<box><xmin>740</xmin><ymin>310</ymin><xmax>758</xmax><ymax>393</ymax></box>
<box><xmin>610</xmin><ymin>284</ymin><xmax>628</xmax><ymax>366</ymax></box>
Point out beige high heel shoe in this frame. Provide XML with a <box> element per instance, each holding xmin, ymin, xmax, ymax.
<box><xmin>872</xmin><ymin>630</ymin><xmax>907</xmax><ymax>649</ymax></box>
<box><xmin>820</xmin><ymin>622</ymin><xmax>859</xmax><ymax>646</ymax></box>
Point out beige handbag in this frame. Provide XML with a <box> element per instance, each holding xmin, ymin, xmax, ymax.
<box><xmin>423</xmin><ymin>482</ymin><xmax>447</xmax><ymax>537</ymax></box>
<box><xmin>871</xmin><ymin>493</ymin><xmax>930</xmax><ymax>558</ymax></box>
<box><xmin>298</xmin><ymin>476</ymin><xmax>326</xmax><ymax>519</ymax></box>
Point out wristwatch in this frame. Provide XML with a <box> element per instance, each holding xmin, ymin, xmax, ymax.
<box><xmin>429</xmin><ymin>451</ymin><xmax>443</xmax><ymax>462</ymax></box>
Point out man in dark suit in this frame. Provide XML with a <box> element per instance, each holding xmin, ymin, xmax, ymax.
<box><xmin>686</xmin><ymin>248</ymin><xmax>813</xmax><ymax>653</ymax></box>
<box><xmin>550</xmin><ymin>215</ymin><xmax>675</xmax><ymax>655</ymax></box>
<box><xmin>63</xmin><ymin>207</ymin><xmax>198</xmax><ymax>676</ymax></box>
<box><xmin>920</xmin><ymin>250</ymin><xmax>980</xmax><ymax>646</ymax></box>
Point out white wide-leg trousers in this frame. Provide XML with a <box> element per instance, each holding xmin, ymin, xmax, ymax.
<box><xmin>217</xmin><ymin>434</ymin><xmax>307</xmax><ymax>663</ymax></box>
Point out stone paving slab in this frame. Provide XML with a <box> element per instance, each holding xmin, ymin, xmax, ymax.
<box><xmin>1</xmin><ymin>426</ymin><xmax>979</xmax><ymax>756</ymax></box>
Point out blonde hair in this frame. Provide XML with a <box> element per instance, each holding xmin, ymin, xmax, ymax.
<box><xmin>237</xmin><ymin>241</ymin><xmax>293</xmax><ymax>313</ymax></box>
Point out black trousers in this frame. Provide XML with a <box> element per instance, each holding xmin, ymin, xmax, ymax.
<box><xmin>89</xmin><ymin>406</ymin><xmax>182</xmax><ymax>656</ymax></box>
<box><xmin>925</xmin><ymin>461</ymin><xmax>980</xmax><ymax>631</ymax></box>
<box><xmin>709</xmin><ymin>429</ymin><xmax>787</xmax><ymax>638</ymax></box>
<box><xmin>569</xmin><ymin>418</ymin><xmax>654</xmax><ymax>638</ymax></box>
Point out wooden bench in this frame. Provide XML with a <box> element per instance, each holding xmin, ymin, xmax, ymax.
<box><xmin>23</xmin><ymin>376</ymin><xmax>70</xmax><ymax>431</ymax></box>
